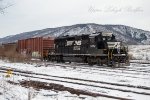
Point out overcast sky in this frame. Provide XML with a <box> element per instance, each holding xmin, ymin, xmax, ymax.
<box><xmin>0</xmin><ymin>0</ymin><xmax>150</xmax><ymax>38</ymax></box>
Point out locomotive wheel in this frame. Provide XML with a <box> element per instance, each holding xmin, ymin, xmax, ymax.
<box><xmin>56</xmin><ymin>56</ymin><xmax>60</xmax><ymax>62</ymax></box>
<box><xmin>88</xmin><ymin>59</ymin><xmax>92</xmax><ymax>65</ymax></box>
<box><xmin>126</xmin><ymin>60</ymin><xmax>130</xmax><ymax>66</ymax></box>
<box><xmin>112</xmin><ymin>60</ymin><xmax>116</xmax><ymax>67</ymax></box>
<box><xmin>48</xmin><ymin>56</ymin><xmax>51</xmax><ymax>61</ymax></box>
<box><xmin>117</xmin><ymin>58</ymin><xmax>120</xmax><ymax>67</ymax></box>
<box><xmin>125</xmin><ymin>56</ymin><xmax>130</xmax><ymax>66</ymax></box>
<box><xmin>118</xmin><ymin>62</ymin><xmax>120</xmax><ymax>67</ymax></box>
<box><xmin>97</xmin><ymin>58</ymin><xmax>102</xmax><ymax>66</ymax></box>
<box><xmin>87</xmin><ymin>57</ymin><xmax>93</xmax><ymax>66</ymax></box>
<box><xmin>107</xmin><ymin>60</ymin><xmax>113</xmax><ymax>67</ymax></box>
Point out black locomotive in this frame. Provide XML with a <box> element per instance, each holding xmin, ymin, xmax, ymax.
<box><xmin>48</xmin><ymin>32</ymin><xmax>129</xmax><ymax>67</ymax></box>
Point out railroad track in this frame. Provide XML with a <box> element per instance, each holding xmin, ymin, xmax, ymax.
<box><xmin>0</xmin><ymin>67</ymin><xmax>150</xmax><ymax>100</ymax></box>
<box><xmin>43</xmin><ymin>62</ymin><xmax>150</xmax><ymax>81</ymax></box>
<box><xmin>1</xmin><ymin>61</ymin><xmax>150</xmax><ymax>87</ymax></box>
<box><xmin>12</xmin><ymin>62</ymin><xmax>150</xmax><ymax>87</ymax></box>
<box><xmin>130</xmin><ymin>60</ymin><xmax>150</xmax><ymax>64</ymax></box>
<box><xmin>44</xmin><ymin>61</ymin><xmax>150</xmax><ymax>74</ymax></box>
<box><xmin>32</xmin><ymin>61</ymin><xmax>150</xmax><ymax>81</ymax></box>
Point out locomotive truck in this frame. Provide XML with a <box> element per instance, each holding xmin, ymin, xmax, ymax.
<box><xmin>47</xmin><ymin>32</ymin><xmax>129</xmax><ymax>67</ymax></box>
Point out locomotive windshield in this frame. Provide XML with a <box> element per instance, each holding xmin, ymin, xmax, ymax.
<box><xmin>101</xmin><ymin>32</ymin><xmax>116</xmax><ymax>41</ymax></box>
<box><xmin>94</xmin><ymin>32</ymin><xmax>116</xmax><ymax>49</ymax></box>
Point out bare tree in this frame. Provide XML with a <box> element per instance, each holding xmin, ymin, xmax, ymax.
<box><xmin>0</xmin><ymin>0</ymin><xmax>12</xmax><ymax>14</ymax></box>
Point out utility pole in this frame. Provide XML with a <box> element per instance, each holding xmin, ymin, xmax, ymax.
<box><xmin>28</xmin><ymin>73</ymin><xmax>31</xmax><ymax>100</ymax></box>
<box><xmin>2</xmin><ymin>75</ymin><xmax>6</xmax><ymax>99</ymax></box>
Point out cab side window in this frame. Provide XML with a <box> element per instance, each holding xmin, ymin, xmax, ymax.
<box><xmin>97</xmin><ymin>41</ymin><xmax>105</xmax><ymax>49</ymax></box>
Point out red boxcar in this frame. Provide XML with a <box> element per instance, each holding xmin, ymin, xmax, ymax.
<box><xmin>18</xmin><ymin>37</ymin><xmax>54</xmax><ymax>58</ymax></box>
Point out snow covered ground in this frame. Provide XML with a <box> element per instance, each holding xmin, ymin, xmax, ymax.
<box><xmin>0</xmin><ymin>68</ymin><xmax>114</xmax><ymax>100</ymax></box>
<box><xmin>0</xmin><ymin>60</ymin><xmax>150</xmax><ymax>100</ymax></box>
<box><xmin>0</xmin><ymin>45</ymin><xmax>150</xmax><ymax>100</ymax></box>
<box><xmin>128</xmin><ymin>45</ymin><xmax>150</xmax><ymax>60</ymax></box>
<box><xmin>0</xmin><ymin>77</ymin><xmax>104</xmax><ymax>100</ymax></box>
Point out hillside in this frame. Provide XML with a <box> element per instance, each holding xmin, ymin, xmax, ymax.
<box><xmin>0</xmin><ymin>23</ymin><xmax>150</xmax><ymax>44</ymax></box>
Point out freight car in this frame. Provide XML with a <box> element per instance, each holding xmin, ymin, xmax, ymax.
<box><xmin>0</xmin><ymin>42</ymin><xmax>17</xmax><ymax>57</ymax></box>
<box><xmin>18</xmin><ymin>37</ymin><xmax>54</xmax><ymax>58</ymax></box>
<box><xmin>47</xmin><ymin>32</ymin><xmax>129</xmax><ymax>67</ymax></box>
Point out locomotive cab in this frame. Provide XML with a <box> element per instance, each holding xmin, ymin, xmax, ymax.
<box><xmin>88</xmin><ymin>32</ymin><xmax>129</xmax><ymax>66</ymax></box>
<box><xmin>87</xmin><ymin>32</ymin><xmax>108</xmax><ymax>54</ymax></box>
